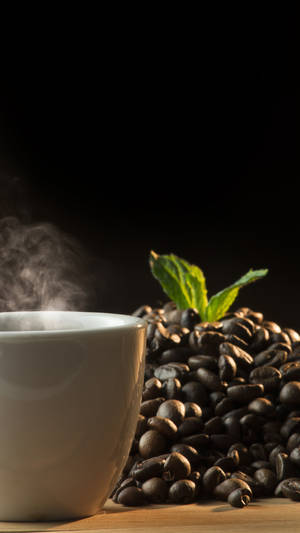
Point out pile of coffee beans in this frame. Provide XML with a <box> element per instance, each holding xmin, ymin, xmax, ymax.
<box><xmin>111</xmin><ymin>302</ymin><xmax>300</xmax><ymax>508</ymax></box>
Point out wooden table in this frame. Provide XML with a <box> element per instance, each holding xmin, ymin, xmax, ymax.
<box><xmin>1</xmin><ymin>498</ymin><xmax>300</xmax><ymax>533</ymax></box>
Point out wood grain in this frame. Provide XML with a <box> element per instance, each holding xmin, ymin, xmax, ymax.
<box><xmin>0</xmin><ymin>498</ymin><xmax>300</xmax><ymax>533</ymax></box>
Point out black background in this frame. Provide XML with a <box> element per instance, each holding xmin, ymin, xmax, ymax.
<box><xmin>1</xmin><ymin>12</ymin><xmax>300</xmax><ymax>329</ymax></box>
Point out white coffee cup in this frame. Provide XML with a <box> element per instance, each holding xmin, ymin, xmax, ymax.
<box><xmin>0</xmin><ymin>311</ymin><xmax>147</xmax><ymax>521</ymax></box>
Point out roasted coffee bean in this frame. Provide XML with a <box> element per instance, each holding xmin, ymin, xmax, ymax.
<box><xmin>141</xmin><ymin>477</ymin><xmax>169</xmax><ymax>503</ymax></box>
<box><xmin>187</xmin><ymin>354</ymin><xmax>218</xmax><ymax>371</ymax></box>
<box><xmin>180</xmin><ymin>433</ymin><xmax>210</xmax><ymax>448</ymax></box>
<box><xmin>249</xmin><ymin>443</ymin><xmax>267</xmax><ymax>461</ymax></box>
<box><xmin>214</xmin><ymin>478</ymin><xmax>253</xmax><ymax>501</ymax></box>
<box><xmin>210</xmin><ymin>433</ymin><xmax>236</xmax><ymax>451</ymax></box>
<box><xmin>250</xmin><ymin>327</ymin><xmax>270</xmax><ymax>353</ymax></box>
<box><xmin>138</xmin><ymin>430</ymin><xmax>168</xmax><ymax>459</ymax></box>
<box><xmin>168</xmin><ymin>479</ymin><xmax>196</xmax><ymax>503</ymax></box>
<box><xmin>131</xmin><ymin>456</ymin><xmax>166</xmax><ymax>482</ymax></box>
<box><xmin>154</xmin><ymin>363</ymin><xmax>189</xmax><ymax>382</ymax></box>
<box><xmin>268</xmin><ymin>444</ymin><xmax>287</xmax><ymax>467</ymax></box>
<box><xmin>287</xmin><ymin>433</ymin><xmax>300</xmax><ymax>452</ymax></box>
<box><xmin>222</xmin><ymin>406</ymin><xmax>249</xmax><ymax>421</ymax></box>
<box><xmin>117</xmin><ymin>486</ymin><xmax>146</xmax><ymax>506</ymax></box>
<box><xmin>215</xmin><ymin>397</ymin><xmax>236</xmax><ymax>417</ymax></box>
<box><xmin>162</xmin><ymin>378</ymin><xmax>182</xmax><ymax>400</ymax></box>
<box><xmin>221</xmin><ymin>318</ymin><xmax>253</xmax><ymax>342</ymax></box>
<box><xmin>280</xmin><ymin>478</ymin><xmax>300</xmax><ymax>501</ymax></box>
<box><xmin>223</xmin><ymin>415</ymin><xmax>242</xmax><ymax>440</ymax></box>
<box><xmin>228</xmin><ymin>487</ymin><xmax>252</xmax><ymax>507</ymax></box>
<box><xmin>210</xmin><ymin>391</ymin><xmax>226</xmax><ymax>407</ymax></box>
<box><xmin>184</xmin><ymin>402</ymin><xmax>202</xmax><ymax>418</ymax></box>
<box><xmin>156</xmin><ymin>399</ymin><xmax>186</xmax><ymax>425</ymax></box>
<box><xmin>230</xmin><ymin>471</ymin><xmax>263</xmax><ymax>497</ymax></box>
<box><xmin>253</xmin><ymin>468</ymin><xmax>277</xmax><ymax>495</ymax></box>
<box><xmin>158</xmin><ymin>347</ymin><xmax>192</xmax><ymax>364</ymax></box>
<box><xmin>142</xmin><ymin>378</ymin><xmax>162</xmax><ymax>400</ymax></box>
<box><xmin>263</xmin><ymin>321</ymin><xmax>281</xmax><ymax>334</ymax></box>
<box><xmin>281</xmin><ymin>417</ymin><xmax>300</xmax><ymax>440</ymax></box>
<box><xmin>181</xmin><ymin>381</ymin><xmax>209</xmax><ymax>405</ymax></box>
<box><xmin>214</xmin><ymin>455</ymin><xmax>238</xmax><ymax>472</ymax></box>
<box><xmin>248</xmin><ymin>397</ymin><xmax>275</xmax><ymax>417</ymax></box>
<box><xmin>219</xmin><ymin>342</ymin><xmax>254</xmax><ymax>371</ymax></box>
<box><xmin>280</xmin><ymin>381</ymin><xmax>300</xmax><ymax>405</ymax></box>
<box><xmin>170</xmin><ymin>443</ymin><xmax>200</xmax><ymax>467</ymax></box>
<box><xmin>284</xmin><ymin>328</ymin><xmax>300</xmax><ymax>344</ymax></box>
<box><xmin>196</xmin><ymin>368</ymin><xmax>225</xmax><ymax>392</ymax></box>
<box><xmin>270</xmin><ymin>331</ymin><xmax>291</xmax><ymax>345</ymax></box>
<box><xmin>177</xmin><ymin>417</ymin><xmax>204</xmax><ymax>437</ymax></box>
<box><xmin>195</xmin><ymin>321</ymin><xmax>223</xmax><ymax>333</ymax></box>
<box><xmin>180</xmin><ymin>308</ymin><xmax>200</xmax><ymax>329</ymax></box>
<box><xmin>227</xmin><ymin>383</ymin><xmax>264</xmax><ymax>404</ymax></box>
<box><xmin>275</xmin><ymin>452</ymin><xmax>297</xmax><ymax>481</ymax></box>
<box><xmin>204</xmin><ymin>416</ymin><xmax>224</xmax><ymax>435</ymax></box>
<box><xmin>147</xmin><ymin>416</ymin><xmax>178</xmax><ymax>439</ymax></box>
<box><xmin>280</xmin><ymin>361</ymin><xmax>300</xmax><ymax>382</ymax></box>
<box><xmin>163</xmin><ymin>452</ymin><xmax>191</xmax><ymax>481</ymax></box>
<box><xmin>197</xmin><ymin>331</ymin><xmax>226</xmax><ymax>356</ymax></box>
<box><xmin>140</xmin><ymin>397</ymin><xmax>165</xmax><ymax>417</ymax></box>
<box><xmin>290</xmin><ymin>447</ymin><xmax>300</xmax><ymax>467</ymax></box>
<box><xmin>135</xmin><ymin>414</ymin><xmax>148</xmax><ymax>438</ymax></box>
<box><xmin>227</xmin><ymin>444</ymin><xmax>251</xmax><ymax>466</ymax></box>
<box><xmin>218</xmin><ymin>354</ymin><xmax>237</xmax><ymax>382</ymax></box>
<box><xmin>188</xmin><ymin>330</ymin><xmax>202</xmax><ymax>352</ymax></box>
<box><xmin>133</xmin><ymin>304</ymin><xmax>152</xmax><ymax>318</ymax></box>
<box><xmin>249</xmin><ymin>366</ymin><xmax>281</xmax><ymax>392</ymax></box>
<box><xmin>224</xmin><ymin>334</ymin><xmax>249</xmax><ymax>350</ymax></box>
<box><xmin>251</xmin><ymin>460</ymin><xmax>272</xmax><ymax>470</ymax></box>
<box><xmin>202</xmin><ymin>466</ymin><xmax>227</xmax><ymax>494</ymax></box>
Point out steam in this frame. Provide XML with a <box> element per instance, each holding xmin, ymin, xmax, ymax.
<box><xmin>0</xmin><ymin>216</ymin><xmax>93</xmax><ymax>313</ymax></box>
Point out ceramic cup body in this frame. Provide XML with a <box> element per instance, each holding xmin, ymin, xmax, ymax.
<box><xmin>0</xmin><ymin>311</ymin><xmax>146</xmax><ymax>521</ymax></box>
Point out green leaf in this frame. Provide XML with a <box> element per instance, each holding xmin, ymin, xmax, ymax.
<box><xmin>203</xmin><ymin>268</ymin><xmax>269</xmax><ymax>322</ymax></box>
<box><xmin>149</xmin><ymin>251</ymin><xmax>208</xmax><ymax>317</ymax></box>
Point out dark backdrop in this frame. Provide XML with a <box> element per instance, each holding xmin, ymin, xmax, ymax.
<box><xmin>1</xmin><ymin>16</ymin><xmax>300</xmax><ymax>329</ymax></box>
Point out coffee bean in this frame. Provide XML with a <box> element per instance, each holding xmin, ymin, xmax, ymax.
<box><xmin>142</xmin><ymin>477</ymin><xmax>169</xmax><ymax>503</ymax></box>
<box><xmin>219</xmin><ymin>342</ymin><xmax>254</xmax><ymax>371</ymax></box>
<box><xmin>280</xmin><ymin>362</ymin><xmax>300</xmax><ymax>382</ymax></box>
<box><xmin>250</xmin><ymin>327</ymin><xmax>270</xmax><ymax>353</ymax></box>
<box><xmin>249</xmin><ymin>366</ymin><xmax>281</xmax><ymax>392</ymax></box>
<box><xmin>170</xmin><ymin>443</ymin><xmax>200</xmax><ymax>467</ymax></box>
<box><xmin>275</xmin><ymin>452</ymin><xmax>297</xmax><ymax>481</ymax></box>
<box><xmin>280</xmin><ymin>381</ymin><xmax>300</xmax><ymax>405</ymax></box>
<box><xmin>181</xmin><ymin>381</ymin><xmax>209</xmax><ymax>405</ymax></box>
<box><xmin>287</xmin><ymin>433</ymin><xmax>300</xmax><ymax>452</ymax></box>
<box><xmin>202</xmin><ymin>466</ymin><xmax>227</xmax><ymax>494</ymax></box>
<box><xmin>214</xmin><ymin>478</ymin><xmax>253</xmax><ymax>501</ymax></box>
<box><xmin>140</xmin><ymin>397</ymin><xmax>165</xmax><ymax>417</ymax></box>
<box><xmin>227</xmin><ymin>487</ymin><xmax>252</xmax><ymax>507</ymax></box>
<box><xmin>131</xmin><ymin>456</ymin><xmax>166</xmax><ymax>482</ymax></box>
<box><xmin>156</xmin><ymin>399</ymin><xmax>186</xmax><ymax>425</ymax></box>
<box><xmin>162</xmin><ymin>377</ymin><xmax>183</xmax><ymax>400</ymax></box>
<box><xmin>177</xmin><ymin>417</ymin><xmax>204</xmax><ymax>437</ymax></box>
<box><xmin>196</xmin><ymin>368</ymin><xmax>225</xmax><ymax>392</ymax></box>
<box><xmin>187</xmin><ymin>354</ymin><xmax>218</xmax><ymax>371</ymax></box>
<box><xmin>248</xmin><ymin>397</ymin><xmax>275</xmax><ymax>417</ymax></box>
<box><xmin>159</xmin><ymin>347</ymin><xmax>192</xmax><ymax>364</ymax></box>
<box><xmin>138</xmin><ymin>430</ymin><xmax>168</xmax><ymax>459</ymax></box>
<box><xmin>280</xmin><ymin>478</ymin><xmax>300</xmax><ymax>501</ymax></box>
<box><xmin>168</xmin><ymin>479</ymin><xmax>196</xmax><ymax>503</ymax></box>
<box><xmin>184</xmin><ymin>402</ymin><xmax>202</xmax><ymax>418</ymax></box>
<box><xmin>163</xmin><ymin>452</ymin><xmax>191</xmax><ymax>481</ymax></box>
<box><xmin>290</xmin><ymin>447</ymin><xmax>300</xmax><ymax>467</ymax></box>
<box><xmin>218</xmin><ymin>354</ymin><xmax>237</xmax><ymax>382</ymax></box>
<box><xmin>253</xmin><ymin>468</ymin><xmax>277</xmax><ymax>495</ymax></box>
<box><xmin>227</xmin><ymin>384</ymin><xmax>264</xmax><ymax>403</ymax></box>
<box><xmin>180</xmin><ymin>308</ymin><xmax>200</xmax><ymax>329</ymax></box>
<box><xmin>117</xmin><ymin>486</ymin><xmax>147</xmax><ymax>506</ymax></box>
<box><xmin>147</xmin><ymin>416</ymin><xmax>178</xmax><ymax>439</ymax></box>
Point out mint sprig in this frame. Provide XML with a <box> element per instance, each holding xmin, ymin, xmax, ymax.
<box><xmin>149</xmin><ymin>250</ymin><xmax>268</xmax><ymax>322</ymax></box>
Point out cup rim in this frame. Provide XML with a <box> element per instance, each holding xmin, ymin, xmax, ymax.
<box><xmin>0</xmin><ymin>310</ymin><xmax>147</xmax><ymax>338</ymax></box>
